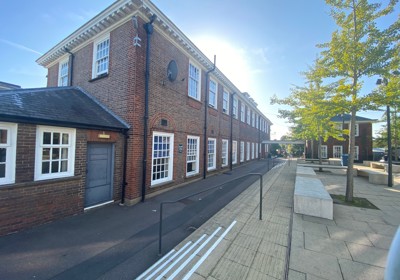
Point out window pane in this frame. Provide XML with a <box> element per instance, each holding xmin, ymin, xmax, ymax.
<box><xmin>53</xmin><ymin>133</ymin><xmax>60</xmax><ymax>144</ymax></box>
<box><xmin>42</xmin><ymin>162</ymin><xmax>50</xmax><ymax>174</ymax></box>
<box><xmin>62</xmin><ymin>133</ymin><xmax>69</xmax><ymax>144</ymax></box>
<box><xmin>42</xmin><ymin>148</ymin><xmax>50</xmax><ymax>160</ymax></box>
<box><xmin>0</xmin><ymin>129</ymin><xmax>7</xmax><ymax>144</ymax></box>
<box><xmin>60</xmin><ymin>160</ymin><xmax>68</xmax><ymax>172</ymax></box>
<box><xmin>0</xmin><ymin>163</ymin><xmax>5</xmax><ymax>178</ymax></box>
<box><xmin>0</xmin><ymin>148</ymin><xmax>6</xmax><ymax>163</ymax></box>
<box><xmin>43</xmin><ymin>132</ymin><xmax>51</xmax><ymax>144</ymax></box>
<box><xmin>51</xmin><ymin>161</ymin><xmax>59</xmax><ymax>173</ymax></box>
<box><xmin>61</xmin><ymin>148</ymin><xmax>68</xmax><ymax>159</ymax></box>
<box><xmin>52</xmin><ymin>148</ymin><xmax>60</xmax><ymax>159</ymax></box>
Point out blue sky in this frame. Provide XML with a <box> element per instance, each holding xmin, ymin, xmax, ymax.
<box><xmin>0</xmin><ymin>0</ymin><xmax>398</xmax><ymax>139</ymax></box>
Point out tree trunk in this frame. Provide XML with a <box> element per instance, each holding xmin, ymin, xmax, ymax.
<box><xmin>346</xmin><ymin>109</ymin><xmax>356</xmax><ymax>202</ymax></box>
<box><xmin>311</xmin><ymin>139</ymin><xmax>314</xmax><ymax>158</ymax></box>
<box><xmin>318</xmin><ymin>135</ymin><xmax>323</xmax><ymax>172</ymax></box>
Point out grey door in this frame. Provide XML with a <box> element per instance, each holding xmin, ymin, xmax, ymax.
<box><xmin>85</xmin><ymin>143</ymin><xmax>114</xmax><ymax>207</ymax></box>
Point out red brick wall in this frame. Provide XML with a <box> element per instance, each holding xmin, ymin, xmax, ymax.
<box><xmin>307</xmin><ymin>122</ymin><xmax>373</xmax><ymax>161</ymax></box>
<box><xmin>0</xmin><ymin>124</ymin><xmax>124</xmax><ymax>236</ymax></box>
<box><xmin>46</xmin><ymin>16</ymin><xmax>270</xmax><ymax>204</ymax></box>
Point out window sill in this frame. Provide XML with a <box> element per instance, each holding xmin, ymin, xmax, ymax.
<box><xmin>89</xmin><ymin>73</ymin><xmax>109</xmax><ymax>82</ymax></box>
<box><xmin>150</xmin><ymin>179</ymin><xmax>175</xmax><ymax>188</ymax></box>
<box><xmin>0</xmin><ymin>175</ymin><xmax>82</xmax><ymax>190</ymax></box>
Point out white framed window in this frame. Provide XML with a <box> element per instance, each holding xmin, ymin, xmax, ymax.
<box><xmin>208</xmin><ymin>79</ymin><xmax>217</xmax><ymax>108</ymax></box>
<box><xmin>232</xmin><ymin>141</ymin><xmax>237</xmax><ymax>164</ymax></box>
<box><xmin>251</xmin><ymin>143</ymin><xmax>255</xmax><ymax>159</ymax></box>
<box><xmin>186</xmin><ymin>136</ymin><xmax>199</xmax><ymax>176</ymax></box>
<box><xmin>255</xmin><ymin>115</ymin><xmax>259</xmax><ymax>129</ymax></box>
<box><xmin>336</xmin><ymin>123</ymin><xmax>343</xmax><ymax>131</ymax></box>
<box><xmin>240</xmin><ymin>141</ymin><xmax>245</xmax><ymax>163</ymax></box>
<box><xmin>240</xmin><ymin>104</ymin><xmax>245</xmax><ymax>122</ymax></box>
<box><xmin>246</xmin><ymin>142</ymin><xmax>250</xmax><ymax>161</ymax></box>
<box><xmin>247</xmin><ymin>108</ymin><xmax>251</xmax><ymax>125</ymax></box>
<box><xmin>355</xmin><ymin>124</ymin><xmax>359</xmax><ymax>137</ymax></box>
<box><xmin>208</xmin><ymin>138</ymin><xmax>216</xmax><ymax>170</ymax></box>
<box><xmin>252</xmin><ymin>112</ymin><xmax>255</xmax><ymax>127</ymax></box>
<box><xmin>151</xmin><ymin>132</ymin><xmax>174</xmax><ymax>185</ymax></box>
<box><xmin>320</xmin><ymin>145</ymin><xmax>328</xmax><ymax>158</ymax></box>
<box><xmin>221</xmin><ymin>139</ymin><xmax>229</xmax><ymax>167</ymax></box>
<box><xmin>354</xmin><ymin>145</ymin><xmax>359</xmax><ymax>160</ymax></box>
<box><xmin>0</xmin><ymin>123</ymin><xmax>17</xmax><ymax>185</ymax></box>
<box><xmin>35</xmin><ymin>126</ymin><xmax>76</xmax><ymax>181</ymax></box>
<box><xmin>266</xmin><ymin>123</ymin><xmax>269</xmax><ymax>134</ymax></box>
<box><xmin>222</xmin><ymin>91</ymin><xmax>229</xmax><ymax>114</ymax></box>
<box><xmin>333</xmin><ymin>145</ymin><xmax>343</xmax><ymax>159</ymax></box>
<box><xmin>233</xmin><ymin>97</ymin><xmax>238</xmax><ymax>118</ymax></box>
<box><xmin>188</xmin><ymin>62</ymin><xmax>201</xmax><ymax>101</ymax></box>
<box><xmin>92</xmin><ymin>34</ymin><xmax>110</xmax><ymax>78</ymax></box>
<box><xmin>58</xmin><ymin>58</ymin><xmax>69</xmax><ymax>86</ymax></box>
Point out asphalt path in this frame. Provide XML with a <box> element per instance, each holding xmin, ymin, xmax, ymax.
<box><xmin>0</xmin><ymin>158</ymin><xmax>282</xmax><ymax>280</ymax></box>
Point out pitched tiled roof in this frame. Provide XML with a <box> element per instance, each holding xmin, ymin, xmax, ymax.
<box><xmin>0</xmin><ymin>87</ymin><xmax>130</xmax><ymax>131</ymax></box>
<box><xmin>331</xmin><ymin>114</ymin><xmax>376</xmax><ymax>123</ymax></box>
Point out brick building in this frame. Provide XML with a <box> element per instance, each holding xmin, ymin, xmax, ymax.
<box><xmin>0</xmin><ymin>0</ymin><xmax>271</xmax><ymax>235</ymax></box>
<box><xmin>0</xmin><ymin>87</ymin><xmax>129</xmax><ymax>236</ymax></box>
<box><xmin>306</xmin><ymin>114</ymin><xmax>374</xmax><ymax>162</ymax></box>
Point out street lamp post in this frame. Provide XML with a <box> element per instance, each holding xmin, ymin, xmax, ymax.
<box><xmin>377</xmin><ymin>77</ymin><xmax>392</xmax><ymax>187</ymax></box>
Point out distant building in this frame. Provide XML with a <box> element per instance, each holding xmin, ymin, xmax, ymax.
<box><xmin>0</xmin><ymin>81</ymin><xmax>21</xmax><ymax>91</ymax></box>
<box><xmin>306</xmin><ymin>114</ymin><xmax>375</xmax><ymax>162</ymax></box>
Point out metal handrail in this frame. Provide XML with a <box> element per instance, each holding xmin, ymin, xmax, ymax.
<box><xmin>158</xmin><ymin>173</ymin><xmax>264</xmax><ymax>256</ymax></box>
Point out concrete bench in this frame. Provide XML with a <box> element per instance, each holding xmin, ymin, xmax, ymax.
<box><xmin>298</xmin><ymin>164</ymin><xmax>347</xmax><ymax>169</ymax></box>
<box><xmin>369</xmin><ymin>161</ymin><xmax>400</xmax><ymax>173</ymax></box>
<box><xmin>294</xmin><ymin>176</ymin><xmax>333</xmax><ymax>220</ymax></box>
<box><xmin>384</xmin><ymin>164</ymin><xmax>400</xmax><ymax>173</ymax></box>
<box><xmin>370</xmin><ymin>162</ymin><xmax>385</xmax><ymax>169</ymax></box>
<box><xmin>357</xmin><ymin>169</ymin><xmax>393</xmax><ymax>185</ymax></box>
<box><xmin>296</xmin><ymin>166</ymin><xmax>316</xmax><ymax>176</ymax></box>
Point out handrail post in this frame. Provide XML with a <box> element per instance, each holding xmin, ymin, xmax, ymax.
<box><xmin>158</xmin><ymin>203</ymin><xmax>164</xmax><ymax>256</ymax></box>
<box><xmin>259</xmin><ymin>174</ymin><xmax>263</xmax><ymax>220</ymax></box>
<box><xmin>157</xmin><ymin>172</ymin><xmax>267</xmax><ymax>255</ymax></box>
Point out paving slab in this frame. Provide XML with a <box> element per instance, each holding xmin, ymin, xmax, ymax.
<box><xmin>304</xmin><ymin>232</ymin><xmax>352</xmax><ymax>259</ymax></box>
<box><xmin>327</xmin><ymin>225</ymin><xmax>373</xmax><ymax>246</ymax></box>
<box><xmin>366</xmin><ymin>233</ymin><xmax>394</xmax><ymax>250</ymax></box>
<box><xmin>289</xmin><ymin>247</ymin><xmax>343</xmax><ymax>280</ymax></box>
<box><xmin>339</xmin><ymin>258</ymin><xmax>385</xmax><ymax>280</ymax></box>
<box><xmin>346</xmin><ymin>242</ymin><xmax>388</xmax><ymax>268</ymax></box>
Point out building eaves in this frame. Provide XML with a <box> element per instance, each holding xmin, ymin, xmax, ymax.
<box><xmin>36</xmin><ymin>0</ymin><xmax>267</xmax><ymax>119</ymax></box>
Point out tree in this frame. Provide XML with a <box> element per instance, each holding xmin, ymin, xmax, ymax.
<box><xmin>271</xmin><ymin>61</ymin><xmax>344</xmax><ymax>168</ymax></box>
<box><xmin>317</xmin><ymin>0</ymin><xmax>399</xmax><ymax>201</ymax></box>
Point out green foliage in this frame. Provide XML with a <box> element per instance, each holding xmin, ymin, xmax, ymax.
<box><xmin>318</xmin><ymin>0</ymin><xmax>399</xmax><ymax>202</ymax></box>
<box><xmin>272</xmin><ymin>0</ymin><xmax>399</xmax><ymax>202</ymax></box>
<box><xmin>271</xmin><ymin>60</ymin><xmax>344</xmax><ymax>142</ymax></box>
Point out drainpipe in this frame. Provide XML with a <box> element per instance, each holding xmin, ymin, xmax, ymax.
<box><xmin>65</xmin><ymin>48</ymin><xmax>74</xmax><ymax>86</ymax></box>
<box><xmin>141</xmin><ymin>14</ymin><xmax>157</xmax><ymax>203</ymax></box>
<box><xmin>120</xmin><ymin>129</ymin><xmax>129</xmax><ymax>205</ymax></box>
<box><xmin>203</xmin><ymin>56</ymin><xmax>216</xmax><ymax>179</ymax></box>
<box><xmin>229</xmin><ymin>92</ymin><xmax>236</xmax><ymax>171</ymax></box>
<box><xmin>258</xmin><ymin>115</ymin><xmax>261</xmax><ymax>160</ymax></box>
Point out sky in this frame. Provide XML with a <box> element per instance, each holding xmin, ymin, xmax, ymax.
<box><xmin>0</xmin><ymin>0</ymin><xmax>398</xmax><ymax>140</ymax></box>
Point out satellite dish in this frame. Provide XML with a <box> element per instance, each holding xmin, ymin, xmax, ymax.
<box><xmin>167</xmin><ymin>60</ymin><xmax>178</xmax><ymax>82</ymax></box>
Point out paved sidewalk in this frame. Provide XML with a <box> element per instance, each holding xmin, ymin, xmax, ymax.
<box><xmin>162</xmin><ymin>161</ymin><xmax>400</xmax><ymax>280</ymax></box>
<box><xmin>289</xmin><ymin>166</ymin><xmax>400</xmax><ymax>280</ymax></box>
<box><xmin>161</xmin><ymin>161</ymin><xmax>295</xmax><ymax>279</ymax></box>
